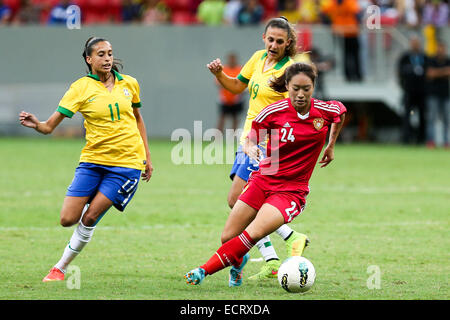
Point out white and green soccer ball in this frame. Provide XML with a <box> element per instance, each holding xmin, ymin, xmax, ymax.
<box><xmin>278</xmin><ymin>256</ymin><xmax>316</xmax><ymax>293</ymax></box>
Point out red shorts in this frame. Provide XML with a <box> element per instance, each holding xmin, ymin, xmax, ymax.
<box><xmin>238</xmin><ymin>178</ymin><xmax>308</xmax><ymax>223</ymax></box>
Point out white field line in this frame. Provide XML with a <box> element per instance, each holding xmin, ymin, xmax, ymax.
<box><xmin>312</xmin><ymin>185</ymin><xmax>450</xmax><ymax>194</ymax></box>
<box><xmin>250</xmin><ymin>258</ymin><xmax>264</xmax><ymax>262</ymax></box>
<box><xmin>1</xmin><ymin>188</ymin><xmax>217</xmax><ymax>198</ymax></box>
<box><xmin>331</xmin><ymin>220</ymin><xmax>447</xmax><ymax>228</ymax></box>
<box><xmin>0</xmin><ymin>224</ymin><xmax>200</xmax><ymax>232</ymax></box>
<box><xmin>2</xmin><ymin>186</ymin><xmax>449</xmax><ymax>199</ymax></box>
<box><xmin>0</xmin><ymin>220</ymin><xmax>446</xmax><ymax>232</ymax></box>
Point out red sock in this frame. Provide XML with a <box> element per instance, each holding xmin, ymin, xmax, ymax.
<box><xmin>200</xmin><ymin>231</ymin><xmax>255</xmax><ymax>276</ymax></box>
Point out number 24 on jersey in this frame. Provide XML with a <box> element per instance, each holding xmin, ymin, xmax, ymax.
<box><xmin>280</xmin><ymin>127</ymin><xmax>295</xmax><ymax>142</ymax></box>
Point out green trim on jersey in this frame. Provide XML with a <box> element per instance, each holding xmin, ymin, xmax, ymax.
<box><xmin>274</xmin><ymin>55</ymin><xmax>290</xmax><ymax>70</ymax></box>
<box><xmin>237</xmin><ymin>74</ymin><xmax>249</xmax><ymax>84</ymax></box>
<box><xmin>87</xmin><ymin>70</ymin><xmax>124</xmax><ymax>81</ymax></box>
<box><xmin>57</xmin><ymin>106</ymin><xmax>74</xmax><ymax>118</ymax></box>
<box><xmin>87</xmin><ymin>73</ymin><xmax>100</xmax><ymax>81</ymax></box>
<box><xmin>259</xmin><ymin>52</ymin><xmax>290</xmax><ymax>70</ymax></box>
<box><xmin>113</xmin><ymin>70</ymin><xmax>124</xmax><ymax>81</ymax></box>
<box><xmin>132</xmin><ymin>102</ymin><xmax>141</xmax><ymax>108</ymax></box>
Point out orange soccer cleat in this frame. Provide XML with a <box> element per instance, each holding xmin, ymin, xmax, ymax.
<box><xmin>42</xmin><ymin>267</ymin><xmax>65</xmax><ymax>282</ymax></box>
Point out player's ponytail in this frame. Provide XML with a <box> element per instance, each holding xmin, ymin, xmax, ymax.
<box><xmin>82</xmin><ymin>37</ymin><xmax>123</xmax><ymax>74</ymax></box>
<box><xmin>269</xmin><ymin>62</ymin><xmax>318</xmax><ymax>93</ymax></box>
<box><xmin>264</xmin><ymin>17</ymin><xmax>298</xmax><ymax>58</ymax></box>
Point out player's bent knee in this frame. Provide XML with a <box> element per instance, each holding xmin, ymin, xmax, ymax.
<box><xmin>60</xmin><ymin>216</ymin><xmax>78</xmax><ymax>227</ymax></box>
<box><xmin>81</xmin><ymin>213</ymin><xmax>97</xmax><ymax>227</ymax></box>
<box><xmin>227</xmin><ymin>190</ymin><xmax>240</xmax><ymax>209</ymax></box>
<box><xmin>227</xmin><ymin>196</ymin><xmax>236</xmax><ymax>209</ymax></box>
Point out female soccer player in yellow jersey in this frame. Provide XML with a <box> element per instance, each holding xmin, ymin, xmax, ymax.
<box><xmin>19</xmin><ymin>37</ymin><xmax>153</xmax><ymax>282</ymax></box>
<box><xmin>206</xmin><ymin>17</ymin><xmax>309</xmax><ymax>284</ymax></box>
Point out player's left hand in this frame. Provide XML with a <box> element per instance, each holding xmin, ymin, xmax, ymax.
<box><xmin>142</xmin><ymin>161</ymin><xmax>153</xmax><ymax>182</ymax></box>
<box><xmin>319</xmin><ymin>146</ymin><xmax>334</xmax><ymax>168</ymax></box>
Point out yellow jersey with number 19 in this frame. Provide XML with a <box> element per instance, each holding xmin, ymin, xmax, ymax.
<box><xmin>57</xmin><ymin>70</ymin><xmax>146</xmax><ymax>170</ymax></box>
<box><xmin>236</xmin><ymin>49</ymin><xmax>294</xmax><ymax>145</ymax></box>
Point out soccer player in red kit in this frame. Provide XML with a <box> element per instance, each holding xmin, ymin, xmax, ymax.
<box><xmin>184</xmin><ymin>62</ymin><xmax>346</xmax><ymax>286</ymax></box>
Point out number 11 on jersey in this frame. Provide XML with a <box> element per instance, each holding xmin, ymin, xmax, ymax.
<box><xmin>108</xmin><ymin>102</ymin><xmax>120</xmax><ymax>122</ymax></box>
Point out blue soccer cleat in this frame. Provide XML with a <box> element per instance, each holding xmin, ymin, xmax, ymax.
<box><xmin>229</xmin><ymin>253</ymin><xmax>250</xmax><ymax>287</ymax></box>
<box><xmin>184</xmin><ymin>267</ymin><xmax>206</xmax><ymax>285</ymax></box>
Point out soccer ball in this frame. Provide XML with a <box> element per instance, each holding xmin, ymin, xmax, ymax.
<box><xmin>278</xmin><ymin>256</ymin><xmax>316</xmax><ymax>293</ymax></box>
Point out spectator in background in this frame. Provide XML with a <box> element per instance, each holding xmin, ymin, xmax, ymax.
<box><xmin>299</xmin><ymin>0</ymin><xmax>322</xmax><ymax>23</ymax></box>
<box><xmin>215</xmin><ymin>52</ymin><xmax>244</xmax><ymax>133</ymax></box>
<box><xmin>321</xmin><ymin>0</ymin><xmax>362</xmax><ymax>82</ymax></box>
<box><xmin>197</xmin><ymin>0</ymin><xmax>226</xmax><ymax>25</ymax></box>
<box><xmin>237</xmin><ymin>0</ymin><xmax>264</xmax><ymax>25</ymax></box>
<box><xmin>425</xmin><ymin>41</ymin><xmax>450</xmax><ymax>148</ymax></box>
<box><xmin>422</xmin><ymin>0</ymin><xmax>449</xmax><ymax>57</ymax></box>
<box><xmin>310</xmin><ymin>47</ymin><xmax>335</xmax><ymax>100</ymax></box>
<box><xmin>396</xmin><ymin>0</ymin><xmax>420</xmax><ymax>27</ymax></box>
<box><xmin>13</xmin><ymin>0</ymin><xmax>42</xmax><ymax>25</ymax></box>
<box><xmin>122</xmin><ymin>0</ymin><xmax>143</xmax><ymax>23</ymax></box>
<box><xmin>280</xmin><ymin>0</ymin><xmax>301</xmax><ymax>24</ymax></box>
<box><xmin>0</xmin><ymin>0</ymin><xmax>11</xmax><ymax>25</ymax></box>
<box><xmin>48</xmin><ymin>0</ymin><xmax>73</xmax><ymax>25</ymax></box>
<box><xmin>224</xmin><ymin>0</ymin><xmax>243</xmax><ymax>25</ymax></box>
<box><xmin>422</xmin><ymin>0</ymin><xmax>449</xmax><ymax>27</ymax></box>
<box><xmin>376</xmin><ymin>0</ymin><xmax>401</xmax><ymax>26</ymax></box>
<box><xmin>189</xmin><ymin>0</ymin><xmax>203</xmax><ymax>16</ymax></box>
<box><xmin>397</xmin><ymin>34</ymin><xmax>428</xmax><ymax>144</ymax></box>
<box><xmin>141</xmin><ymin>0</ymin><xmax>170</xmax><ymax>25</ymax></box>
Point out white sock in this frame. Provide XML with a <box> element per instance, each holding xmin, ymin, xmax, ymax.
<box><xmin>255</xmin><ymin>236</ymin><xmax>279</xmax><ymax>262</ymax></box>
<box><xmin>54</xmin><ymin>243</ymin><xmax>79</xmax><ymax>274</ymax></box>
<box><xmin>54</xmin><ymin>207</ymin><xmax>95</xmax><ymax>273</ymax></box>
<box><xmin>275</xmin><ymin>224</ymin><xmax>294</xmax><ymax>241</ymax></box>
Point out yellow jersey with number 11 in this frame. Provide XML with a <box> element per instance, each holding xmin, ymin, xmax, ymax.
<box><xmin>57</xmin><ymin>70</ymin><xmax>146</xmax><ymax>170</ymax></box>
<box><xmin>237</xmin><ymin>49</ymin><xmax>294</xmax><ymax>145</ymax></box>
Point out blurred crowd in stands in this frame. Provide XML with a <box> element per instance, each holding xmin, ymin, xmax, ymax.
<box><xmin>0</xmin><ymin>0</ymin><xmax>448</xmax><ymax>147</ymax></box>
<box><xmin>0</xmin><ymin>0</ymin><xmax>447</xmax><ymax>28</ymax></box>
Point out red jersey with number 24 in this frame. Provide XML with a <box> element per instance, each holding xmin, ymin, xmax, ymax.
<box><xmin>247</xmin><ymin>97</ymin><xmax>347</xmax><ymax>192</ymax></box>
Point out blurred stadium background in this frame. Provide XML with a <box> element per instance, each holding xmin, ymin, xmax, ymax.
<box><xmin>1</xmin><ymin>1</ymin><xmax>449</xmax><ymax>301</ymax></box>
<box><xmin>0</xmin><ymin>0</ymin><xmax>448</xmax><ymax>143</ymax></box>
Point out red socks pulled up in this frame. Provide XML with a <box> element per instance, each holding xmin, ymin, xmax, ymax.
<box><xmin>201</xmin><ymin>231</ymin><xmax>255</xmax><ymax>276</ymax></box>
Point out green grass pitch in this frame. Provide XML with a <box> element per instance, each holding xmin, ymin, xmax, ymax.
<box><xmin>0</xmin><ymin>137</ymin><xmax>448</xmax><ymax>300</ymax></box>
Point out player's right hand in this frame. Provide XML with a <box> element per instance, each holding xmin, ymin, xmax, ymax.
<box><xmin>19</xmin><ymin>111</ymin><xmax>39</xmax><ymax>129</ymax></box>
<box><xmin>246</xmin><ymin>145</ymin><xmax>263</xmax><ymax>164</ymax></box>
<box><xmin>141</xmin><ymin>161</ymin><xmax>153</xmax><ymax>182</ymax></box>
<box><xmin>207</xmin><ymin>58</ymin><xmax>223</xmax><ymax>76</ymax></box>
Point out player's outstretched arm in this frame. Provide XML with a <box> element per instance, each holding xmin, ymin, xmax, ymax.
<box><xmin>19</xmin><ymin>111</ymin><xmax>65</xmax><ymax>135</ymax></box>
<box><xmin>207</xmin><ymin>58</ymin><xmax>247</xmax><ymax>94</ymax></box>
<box><xmin>319</xmin><ymin>113</ymin><xmax>346</xmax><ymax>168</ymax></box>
